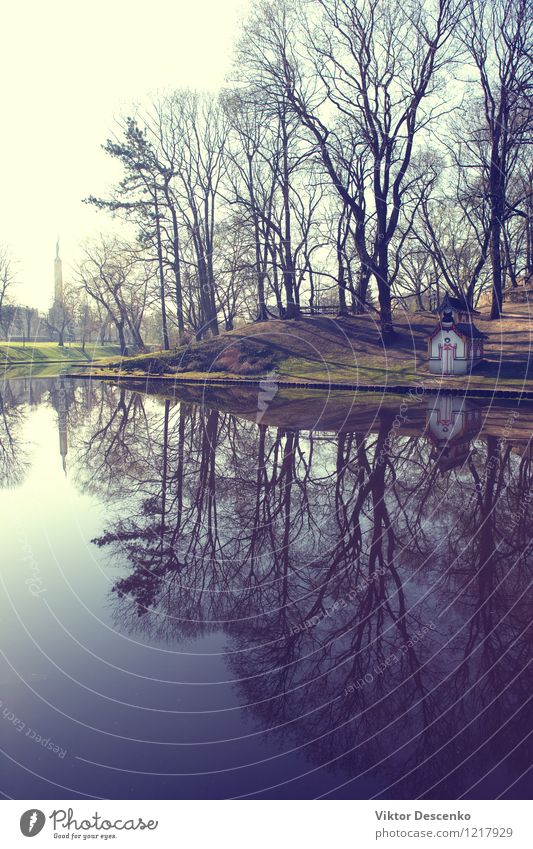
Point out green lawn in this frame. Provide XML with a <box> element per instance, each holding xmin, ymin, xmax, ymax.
<box><xmin>0</xmin><ymin>342</ymin><xmax>122</xmax><ymax>365</ymax></box>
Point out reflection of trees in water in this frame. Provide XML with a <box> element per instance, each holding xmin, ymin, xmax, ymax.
<box><xmin>78</xmin><ymin>385</ymin><xmax>533</xmax><ymax>797</ymax></box>
<box><xmin>74</xmin><ymin>384</ymin><xmax>156</xmax><ymax>501</ymax></box>
<box><xmin>0</xmin><ymin>382</ymin><xmax>30</xmax><ymax>487</ymax></box>
<box><xmin>0</xmin><ymin>377</ymin><xmax>58</xmax><ymax>487</ymax></box>
<box><xmin>0</xmin><ymin>377</ymin><xmax>96</xmax><ymax>488</ymax></box>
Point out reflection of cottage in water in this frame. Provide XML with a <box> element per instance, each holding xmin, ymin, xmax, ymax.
<box><xmin>428</xmin><ymin>293</ymin><xmax>486</xmax><ymax>375</ymax></box>
<box><xmin>426</xmin><ymin>395</ymin><xmax>482</xmax><ymax>471</ymax></box>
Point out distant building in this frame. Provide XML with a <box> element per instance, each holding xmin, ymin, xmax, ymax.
<box><xmin>428</xmin><ymin>293</ymin><xmax>486</xmax><ymax>375</ymax></box>
<box><xmin>54</xmin><ymin>239</ymin><xmax>64</xmax><ymax>305</ymax></box>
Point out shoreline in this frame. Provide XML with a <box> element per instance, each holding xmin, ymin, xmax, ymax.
<box><xmin>63</xmin><ymin>370</ymin><xmax>533</xmax><ymax>401</ymax></box>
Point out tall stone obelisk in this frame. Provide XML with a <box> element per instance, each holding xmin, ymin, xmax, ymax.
<box><xmin>54</xmin><ymin>239</ymin><xmax>64</xmax><ymax>305</ymax></box>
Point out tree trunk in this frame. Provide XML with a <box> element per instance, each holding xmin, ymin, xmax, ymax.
<box><xmin>375</xmin><ymin>242</ymin><xmax>394</xmax><ymax>342</ymax></box>
<box><xmin>526</xmin><ymin>180</ymin><xmax>533</xmax><ymax>281</ymax></box>
<box><xmin>280</xmin><ymin>109</ymin><xmax>299</xmax><ymax>320</ymax></box>
<box><xmin>354</xmin><ymin>266</ymin><xmax>371</xmax><ymax>314</ymax></box>
<box><xmin>256</xmin><ymin>290</ymin><xmax>269</xmax><ymax>321</ymax></box>
<box><xmin>269</xmin><ymin>245</ymin><xmax>284</xmax><ymax>317</ymax></box>
<box><xmin>337</xmin><ymin>244</ymin><xmax>349</xmax><ymax>315</ymax></box>
<box><xmin>160</xmin><ymin>176</ymin><xmax>185</xmax><ymax>335</ymax></box>
<box><xmin>490</xmin><ymin>202</ymin><xmax>504</xmax><ymax>319</ymax></box>
<box><xmin>117</xmin><ymin>321</ymin><xmax>128</xmax><ymax>356</ymax></box>
<box><xmin>488</xmin><ymin>113</ymin><xmax>505</xmax><ymax>319</ymax></box>
<box><xmin>248</xmin><ymin>157</ymin><xmax>269</xmax><ymax>322</ymax></box>
<box><xmin>195</xmin><ymin>233</ymin><xmax>218</xmax><ymax>337</ymax></box>
<box><xmin>377</xmin><ymin>280</ymin><xmax>393</xmax><ymax>342</ymax></box>
<box><xmin>154</xmin><ymin>187</ymin><xmax>170</xmax><ymax>349</ymax></box>
<box><xmin>168</xmin><ymin>195</ymin><xmax>185</xmax><ymax>337</ymax></box>
<box><xmin>204</xmin><ymin>192</ymin><xmax>220</xmax><ymax>337</ymax></box>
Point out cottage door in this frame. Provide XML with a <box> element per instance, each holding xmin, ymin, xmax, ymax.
<box><xmin>440</xmin><ymin>343</ymin><xmax>455</xmax><ymax>375</ymax></box>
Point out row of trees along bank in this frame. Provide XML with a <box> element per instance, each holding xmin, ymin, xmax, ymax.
<box><xmin>77</xmin><ymin>0</ymin><xmax>532</xmax><ymax>350</ymax></box>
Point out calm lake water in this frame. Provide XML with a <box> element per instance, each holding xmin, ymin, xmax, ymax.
<box><xmin>1</xmin><ymin>376</ymin><xmax>532</xmax><ymax>800</ymax></box>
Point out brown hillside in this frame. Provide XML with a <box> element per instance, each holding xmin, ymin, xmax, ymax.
<box><xmin>98</xmin><ymin>303</ymin><xmax>533</xmax><ymax>390</ymax></box>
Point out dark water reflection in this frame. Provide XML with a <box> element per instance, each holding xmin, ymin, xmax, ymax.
<box><xmin>1</xmin><ymin>377</ymin><xmax>532</xmax><ymax>799</ymax></box>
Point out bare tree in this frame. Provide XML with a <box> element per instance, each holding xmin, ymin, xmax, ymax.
<box><xmin>238</xmin><ymin>0</ymin><xmax>462</xmax><ymax>341</ymax></box>
<box><xmin>223</xmin><ymin>91</ymin><xmax>280</xmax><ymax>320</ymax></box>
<box><xmin>166</xmin><ymin>91</ymin><xmax>227</xmax><ymax>337</ymax></box>
<box><xmin>460</xmin><ymin>0</ymin><xmax>533</xmax><ymax>317</ymax></box>
<box><xmin>412</xmin><ymin>179</ymin><xmax>492</xmax><ymax>307</ymax></box>
<box><xmin>87</xmin><ymin>118</ymin><xmax>174</xmax><ymax>349</ymax></box>
<box><xmin>75</xmin><ymin>297</ymin><xmax>100</xmax><ymax>351</ymax></box>
<box><xmin>0</xmin><ymin>247</ymin><xmax>16</xmax><ymax>333</ymax></box>
<box><xmin>503</xmin><ymin>154</ymin><xmax>533</xmax><ymax>285</ymax></box>
<box><xmin>76</xmin><ymin>237</ymin><xmax>149</xmax><ymax>355</ymax></box>
<box><xmin>111</xmin><ymin>92</ymin><xmax>228</xmax><ymax>340</ymax></box>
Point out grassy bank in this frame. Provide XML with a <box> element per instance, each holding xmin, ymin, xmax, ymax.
<box><xmin>82</xmin><ymin>304</ymin><xmax>533</xmax><ymax>393</ymax></box>
<box><xmin>0</xmin><ymin>342</ymin><xmax>122</xmax><ymax>366</ymax></box>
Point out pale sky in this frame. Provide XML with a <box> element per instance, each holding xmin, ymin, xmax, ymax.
<box><xmin>0</xmin><ymin>0</ymin><xmax>249</xmax><ymax>309</ymax></box>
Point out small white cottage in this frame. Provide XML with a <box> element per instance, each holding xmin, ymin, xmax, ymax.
<box><xmin>428</xmin><ymin>293</ymin><xmax>486</xmax><ymax>375</ymax></box>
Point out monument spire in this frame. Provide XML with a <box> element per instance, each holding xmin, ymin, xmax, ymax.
<box><xmin>54</xmin><ymin>238</ymin><xmax>63</xmax><ymax>305</ymax></box>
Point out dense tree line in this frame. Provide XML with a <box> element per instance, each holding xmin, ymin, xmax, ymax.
<box><xmin>81</xmin><ymin>0</ymin><xmax>531</xmax><ymax>348</ymax></box>
<box><xmin>3</xmin><ymin>0</ymin><xmax>530</xmax><ymax>351</ymax></box>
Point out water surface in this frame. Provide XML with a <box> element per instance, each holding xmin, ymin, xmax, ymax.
<box><xmin>1</xmin><ymin>377</ymin><xmax>531</xmax><ymax>799</ymax></box>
